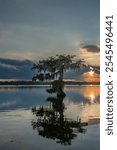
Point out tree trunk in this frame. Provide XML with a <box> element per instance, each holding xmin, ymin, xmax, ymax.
<box><xmin>59</xmin><ymin>65</ymin><xmax>64</xmax><ymax>81</ymax></box>
<box><xmin>59</xmin><ymin>70</ymin><xmax>63</xmax><ymax>81</ymax></box>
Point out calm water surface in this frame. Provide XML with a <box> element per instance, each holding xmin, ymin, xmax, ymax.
<box><xmin>0</xmin><ymin>85</ymin><xmax>100</xmax><ymax>150</ymax></box>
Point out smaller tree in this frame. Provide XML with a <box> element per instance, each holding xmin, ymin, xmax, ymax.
<box><xmin>32</xmin><ymin>54</ymin><xmax>85</xmax><ymax>82</ymax></box>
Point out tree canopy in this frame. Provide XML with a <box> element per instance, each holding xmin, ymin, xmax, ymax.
<box><xmin>32</xmin><ymin>54</ymin><xmax>85</xmax><ymax>81</ymax></box>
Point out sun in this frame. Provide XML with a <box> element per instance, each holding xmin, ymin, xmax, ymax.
<box><xmin>88</xmin><ymin>70</ymin><xmax>94</xmax><ymax>76</ymax></box>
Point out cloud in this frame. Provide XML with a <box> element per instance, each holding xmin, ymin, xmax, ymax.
<box><xmin>0</xmin><ymin>24</ymin><xmax>81</xmax><ymax>59</ymax></box>
<box><xmin>0</xmin><ymin>58</ymin><xmax>34</xmax><ymax>80</ymax></box>
<box><xmin>82</xmin><ymin>45</ymin><xmax>100</xmax><ymax>53</ymax></box>
<box><xmin>78</xmin><ymin>44</ymin><xmax>100</xmax><ymax>65</ymax></box>
<box><xmin>0</xmin><ymin>62</ymin><xmax>18</xmax><ymax>70</ymax></box>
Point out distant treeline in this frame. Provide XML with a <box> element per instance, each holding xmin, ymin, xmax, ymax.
<box><xmin>0</xmin><ymin>80</ymin><xmax>100</xmax><ymax>86</ymax></box>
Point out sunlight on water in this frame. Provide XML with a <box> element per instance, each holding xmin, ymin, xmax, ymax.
<box><xmin>64</xmin><ymin>86</ymin><xmax>100</xmax><ymax>123</ymax></box>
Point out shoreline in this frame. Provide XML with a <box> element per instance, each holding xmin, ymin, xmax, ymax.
<box><xmin>0</xmin><ymin>80</ymin><xmax>100</xmax><ymax>87</ymax></box>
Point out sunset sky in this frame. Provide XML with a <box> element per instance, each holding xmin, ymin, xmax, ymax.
<box><xmin>0</xmin><ymin>0</ymin><xmax>100</xmax><ymax>66</ymax></box>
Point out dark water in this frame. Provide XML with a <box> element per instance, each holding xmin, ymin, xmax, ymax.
<box><xmin>0</xmin><ymin>85</ymin><xmax>100</xmax><ymax>150</ymax></box>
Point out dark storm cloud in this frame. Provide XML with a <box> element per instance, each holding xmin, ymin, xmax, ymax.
<box><xmin>82</xmin><ymin>45</ymin><xmax>100</xmax><ymax>53</ymax></box>
<box><xmin>0</xmin><ymin>58</ymin><xmax>34</xmax><ymax>79</ymax></box>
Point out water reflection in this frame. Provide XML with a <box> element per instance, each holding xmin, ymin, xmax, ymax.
<box><xmin>31</xmin><ymin>95</ymin><xmax>87</xmax><ymax>145</ymax></box>
<box><xmin>64</xmin><ymin>86</ymin><xmax>100</xmax><ymax>123</ymax></box>
<box><xmin>64</xmin><ymin>101</ymin><xmax>99</xmax><ymax>123</ymax></box>
<box><xmin>64</xmin><ymin>85</ymin><xmax>100</xmax><ymax>103</ymax></box>
<box><xmin>31</xmin><ymin>82</ymin><xmax>89</xmax><ymax>145</ymax></box>
<box><xmin>0</xmin><ymin>85</ymin><xmax>100</xmax><ymax>149</ymax></box>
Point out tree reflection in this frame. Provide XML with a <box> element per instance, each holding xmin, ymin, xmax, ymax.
<box><xmin>31</xmin><ymin>80</ymin><xmax>88</xmax><ymax>145</ymax></box>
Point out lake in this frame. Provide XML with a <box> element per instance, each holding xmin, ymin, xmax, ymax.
<box><xmin>0</xmin><ymin>85</ymin><xmax>100</xmax><ymax>150</ymax></box>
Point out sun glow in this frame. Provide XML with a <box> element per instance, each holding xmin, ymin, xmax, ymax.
<box><xmin>88</xmin><ymin>70</ymin><xmax>94</xmax><ymax>76</ymax></box>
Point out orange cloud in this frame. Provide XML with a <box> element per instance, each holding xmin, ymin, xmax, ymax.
<box><xmin>82</xmin><ymin>72</ymin><xmax>100</xmax><ymax>82</ymax></box>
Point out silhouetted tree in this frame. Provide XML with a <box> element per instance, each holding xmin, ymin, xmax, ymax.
<box><xmin>32</xmin><ymin>54</ymin><xmax>85</xmax><ymax>82</ymax></box>
<box><xmin>31</xmin><ymin>54</ymin><xmax>87</xmax><ymax>145</ymax></box>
